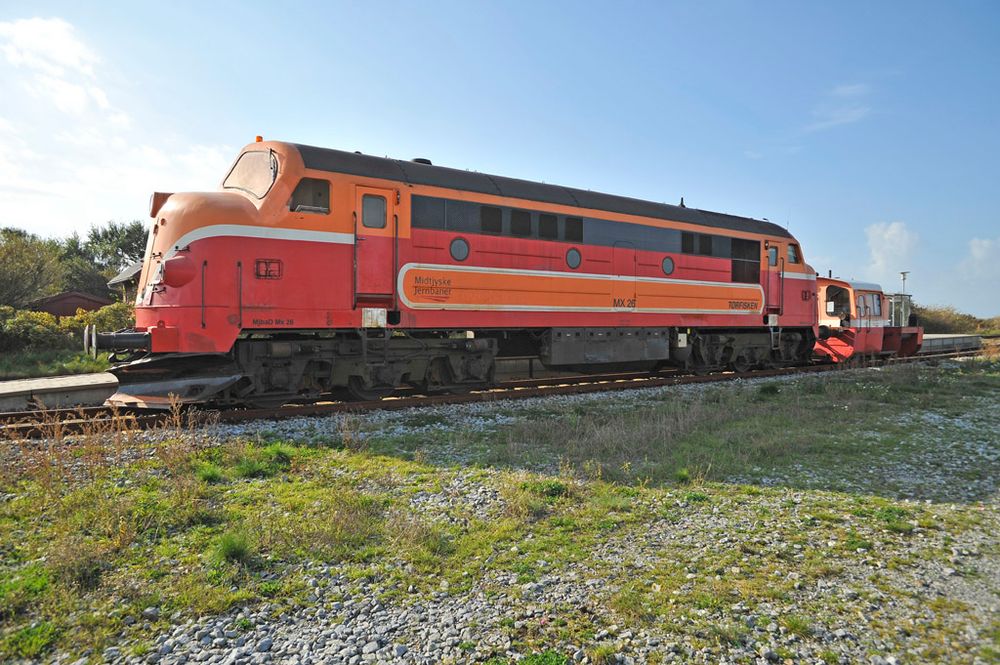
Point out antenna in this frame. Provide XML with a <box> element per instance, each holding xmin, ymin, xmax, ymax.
<box><xmin>900</xmin><ymin>271</ymin><xmax>909</xmax><ymax>295</ymax></box>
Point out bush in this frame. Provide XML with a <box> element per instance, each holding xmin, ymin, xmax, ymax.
<box><xmin>913</xmin><ymin>305</ymin><xmax>981</xmax><ymax>334</ymax></box>
<box><xmin>0</xmin><ymin>310</ymin><xmax>70</xmax><ymax>352</ymax></box>
<box><xmin>913</xmin><ymin>304</ymin><xmax>999</xmax><ymax>334</ymax></box>
<box><xmin>58</xmin><ymin>301</ymin><xmax>135</xmax><ymax>337</ymax></box>
<box><xmin>0</xmin><ymin>302</ymin><xmax>135</xmax><ymax>354</ymax></box>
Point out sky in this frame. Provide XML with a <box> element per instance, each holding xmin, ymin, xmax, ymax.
<box><xmin>1</xmin><ymin>1</ymin><xmax>998</xmax><ymax>315</ymax></box>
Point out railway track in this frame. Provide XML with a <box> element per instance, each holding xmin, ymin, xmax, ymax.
<box><xmin>0</xmin><ymin>349</ymin><xmax>984</xmax><ymax>440</ymax></box>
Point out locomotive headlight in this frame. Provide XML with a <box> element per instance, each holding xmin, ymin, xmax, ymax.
<box><xmin>160</xmin><ymin>255</ymin><xmax>197</xmax><ymax>287</ymax></box>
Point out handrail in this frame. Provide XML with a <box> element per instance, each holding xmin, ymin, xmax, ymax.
<box><xmin>778</xmin><ymin>257</ymin><xmax>785</xmax><ymax>315</ymax></box>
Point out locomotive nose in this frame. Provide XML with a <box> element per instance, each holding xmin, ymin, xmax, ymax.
<box><xmin>149</xmin><ymin>191</ymin><xmax>258</xmax><ymax>256</ymax></box>
<box><xmin>138</xmin><ymin>191</ymin><xmax>259</xmax><ymax>299</ymax></box>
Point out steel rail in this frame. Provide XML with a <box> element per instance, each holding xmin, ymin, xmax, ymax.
<box><xmin>0</xmin><ymin>349</ymin><xmax>984</xmax><ymax>440</ymax></box>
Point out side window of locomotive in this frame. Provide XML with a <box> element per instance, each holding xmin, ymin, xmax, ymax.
<box><xmin>511</xmin><ymin>209</ymin><xmax>532</xmax><ymax>237</ymax></box>
<box><xmin>564</xmin><ymin>217</ymin><xmax>584</xmax><ymax>243</ymax></box>
<box><xmin>538</xmin><ymin>213</ymin><xmax>558</xmax><ymax>240</ymax></box>
<box><xmin>731</xmin><ymin>238</ymin><xmax>761</xmax><ymax>284</ymax></box>
<box><xmin>873</xmin><ymin>294</ymin><xmax>883</xmax><ymax>317</ymax></box>
<box><xmin>362</xmin><ymin>194</ymin><xmax>386</xmax><ymax>229</ymax></box>
<box><xmin>480</xmin><ymin>206</ymin><xmax>502</xmax><ymax>234</ymax></box>
<box><xmin>681</xmin><ymin>232</ymin><xmax>695</xmax><ymax>254</ymax></box>
<box><xmin>411</xmin><ymin>195</ymin><xmax>445</xmax><ymax>229</ymax></box>
<box><xmin>289</xmin><ymin>178</ymin><xmax>330</xmax><ymax>214</ymax></box>
<box><xmin>445</xmin><ymin>200</ymin><xmax>477</xmax><ymax>232</ymax></box>
<box><xmin>698</xmin><ymin>234</ymin><xmax>713</xmax><ymax>256</ymax></box>
<box><xmin>788</xmin><ymin>243</ymin><xmax>800</xmax><ymax>264</ymax></box>
<box><xmin>767</xmin><ymin>246</ymin><xmax>778</xmax><ymax>266</ymax></box>
<box><xmin>857</xmin><ymin>296</ymin><xmax>866</xmax><ymax>317</ymax></box>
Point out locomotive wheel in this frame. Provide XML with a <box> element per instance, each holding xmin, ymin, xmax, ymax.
<box><xmin>729</xmin><ymin>353</ymin><xmax>752</xmax><ymax>373</ymax></box>
<box><xmin>345</xmin><ymin>376</ymin><xmax>395</xmax><ymax>401</ymax></box>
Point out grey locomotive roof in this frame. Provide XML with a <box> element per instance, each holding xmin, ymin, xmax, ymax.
<box><xmin>294</xmin><ymin>143</ymin><xmax>793</xmax><ymax>239</ymax></box>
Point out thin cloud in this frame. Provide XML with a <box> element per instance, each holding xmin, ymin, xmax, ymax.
<box><xmin>962</xmin><ymin>236</ymin><xmax>1000</xmax><ymax>279</ymax></box>
<box><xmin>865</xmin><ymin>221</ymin><xmax>918</xmax><ymax>282</ymax></box>
<box><xmin>831</xmin><ymin>83</ymin><xmax>870</xmax><ymax>98</ymax></box>
<box><xmin>742</xmin><ymin>143</ymin><xmax>801</xmax><ymax>161</ymax></box>
<box><xmin>0</xmin><ymin>16</ymin><xmax>233</xmax><ymax>236</ymax></box>
<box><xmin>805</xmin><ymin>105</ymin><xmax>871</xmax><ymax>132</ymax></box>
<box><xmin>0</xmin><ymin>17</ymin><xmax>99</xmax><ymax>78</ymax></box>
<box><xmin>803</xmin><ymin>82</ymin><xmax>872</xmax><ymax>133</ymax></box>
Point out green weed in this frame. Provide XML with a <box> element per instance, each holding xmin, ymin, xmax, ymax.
<box><xmin>522</xmin><ymin>652</ymin><xmax>570</xmax><ymax>665</ymax></box>
<box><xmin>195</xmin><ymin>462</ymin><xmax>225</xmax><ymax>484</ymax></box>
<box><xmin>212</xmin><ymin>531</ymin><xmax>253</xmax><ymax>565</ymax></box>
<box><xmin>1</xmin><ymin>622</ymin><xmax>58</xmax><ymax>658</ymax></box>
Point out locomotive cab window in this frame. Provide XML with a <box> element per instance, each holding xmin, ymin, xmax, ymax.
<box><xmin>825</xmin><ymin>285</ymin><xmax>850</xmax><ymax>321</ymax></box>
<box><xmin>223</xmin><ymin>150</ymin><xmax>278</xmax><ymax>199</ymax></box>
<box><xmin>289</xmin><ymin>178</ymin><xmax>330</xmax><ymax>214</ymax></box>
<box><xmin>480</xmin><ymin>206</ymin><xmax>502</xmax><ymax>234</ymax></box>
<box><xmin>767</xmin><ymin>246</ymin><xmax>778</xmax><ymax>266</ymax></box>
<box><xmin>788</xmin><ymin>243</ymin><xmax>800</xmax><ymax>264</ymax></box>
<box><xmin>362</xmin><ymin>194</ymin><xmax>386</xmax><ymax>229</ymax></box>
<box><xmin>873</xmin><ymin>294</ymin><xmax>883</xmax><ymax>316</ymax></box>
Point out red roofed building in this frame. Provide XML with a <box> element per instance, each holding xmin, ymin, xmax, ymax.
<box><xmin>28</xmin><ymin>291</ymin><xmax>113</xmax><ymax>318</ymax></box>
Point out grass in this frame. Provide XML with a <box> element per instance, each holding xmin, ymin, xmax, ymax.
<box><xmin>1</xmin><ymin>622</ymin><xmax>58</xmax><ymax>658</ymax></box>
<box><xmin>212</xmin><ymin>531</ymin><xmax>253</xmax><ymax>565</ymax></box>
<box><xmin>0</xmin><ymin>361</ymin><xmax>997</xmax><ymax>661</ymax></box>
<box><xmin>587</xmin><ymin>644</ymin><xmax>618</xmax><ymax>664</ymax></box>
<box><xmin>0</xmin><ymin>564</ymin><xmax>50</xmax><ymax>619</ymax></box>
<box><xmin>780</xmin><ymin>614</ymin><xmax>813</xmax><ymax>637</ymax></box>
<box><xmin>194</xmin><ymin>461</ymin><xmax>225</xmax><ymax>483</ymax></box>
<box><xmin>478</xmin><ymin>360</ymin><xmax>1000</xmax><ymax>501</ymax></box>
<box><xmin>0</xmin><ymin>348</ymin><xmax>108</xmax><ymax>380</ymax></box>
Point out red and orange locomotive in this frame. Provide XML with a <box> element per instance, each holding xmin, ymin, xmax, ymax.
<box><xmin>93</xmin><ymin>139</ymin><xmax>913</xmax><ymax>406</ymax></box>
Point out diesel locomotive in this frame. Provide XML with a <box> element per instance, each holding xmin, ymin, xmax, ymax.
<box><xmin>91</xmin><ymin>139</ymin><xmax>910</xmax><ymax>407</ymax></box>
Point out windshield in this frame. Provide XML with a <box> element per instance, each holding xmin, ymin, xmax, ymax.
<box><xmin>223</xmin><ymin>150</ymin><xmax>278</xmax><ymax>198</ymax></box>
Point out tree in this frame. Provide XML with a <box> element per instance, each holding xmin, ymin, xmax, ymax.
<box><xmin>0</xmin><ymin>228</ymin><xmax>64</xmax><ymax>308</ymax></box>
<box><xmin>57</xmin><ymin>232</ymin><xmax>111</xmax><ymax>298</ymax></box>
<box><xmin>85</xmin><ymin>220</ymin><xmax>147</xmax><ymax>273</ymax></box>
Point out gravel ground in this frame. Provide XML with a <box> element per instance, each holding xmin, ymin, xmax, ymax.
<box><xmin>98</xmin><ymin>490</ymin><xmax>997</xmax><ymax>665</ymax></box>
<box><xmin>13</xmin><ymin>364</ymin><xmax>1000</xmax><ymax>664</ymax></box>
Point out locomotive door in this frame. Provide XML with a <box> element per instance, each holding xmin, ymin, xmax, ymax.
<box><xmin>612</xmin><ymin>241</ymin><xmax>637</xmax><ymax>310</ymax></box>
<box><xmin>856</xmin><ymin>293</ymin><xmax>872</xmax><ymax>350</ymax></box>
<box><xmin>762</xmin><ymin>243</ymin><xmax>783</xmax><ymax>316</ymax></box>
<box><xmin>354</xmin><ymin>186</ymin><xmax>396</xmax><ymax>300</ymax></box>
